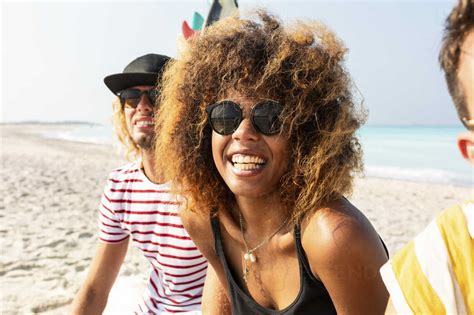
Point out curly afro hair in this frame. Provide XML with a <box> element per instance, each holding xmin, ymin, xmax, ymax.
<box><xmin>154</xmin><ymin>10</ymin><xmax>366</xmax><ymax>224</ymax></box>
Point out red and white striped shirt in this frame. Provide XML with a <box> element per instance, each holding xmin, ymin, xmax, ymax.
<box><xmin>98</xmin><ymin>160</ymin><xmax>207</xmax><ymax>314</ymax></box>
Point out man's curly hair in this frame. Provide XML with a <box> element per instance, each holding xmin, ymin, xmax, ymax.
<box><xmin>439</xmin><ymin>0</ymin><xmax>474</xmax><ymax>121</ymax></box>
<box><xmin>154</xmin><ymin>10</ymin><xmax>365</xmax><ymax>224</ymax></box>
<box><xmin>112</xmin><ymin>98</ymin><xmax>140</xmax><ymax>160</ymax></box>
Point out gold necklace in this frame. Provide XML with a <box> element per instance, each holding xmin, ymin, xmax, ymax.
<box><xmin>238</xmin><ymin>210</ymin><xmax>290</xmax><ymax>283</ymax></box>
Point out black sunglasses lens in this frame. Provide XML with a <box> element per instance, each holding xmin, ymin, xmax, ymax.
<box><xmin>252</xmin><ymin>100</ymin><xmax>283</xmax><ymax>135</ymax></box>
<box><xmin>209</xmin><ymin>101</ymin><xmax>242</xmax><ymax>135</ymax></box>
<box><xmin>148</xmin><ymin>90</ymin><xmax>159</xmax><ymax>104</ymax></box>
<box><xmin>119</xmin><ymin>89</ymin><xmax>141</xmax><ymax>108</ymax></box>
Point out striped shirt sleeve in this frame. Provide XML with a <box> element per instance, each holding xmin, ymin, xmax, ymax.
<box><xmin>380</xmin><ymin>202</ymin><xmax>474</xmax><ymax>315</ymax></box>
<box><xmin>97</xmin><ymin>177</ymin><xmax>130</xmax><ymax>244</ymax></box>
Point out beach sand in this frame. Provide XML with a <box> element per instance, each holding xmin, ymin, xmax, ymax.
<box><xmin>1</xmin><ymin>124</ymin><xmax>472</xmax><ymax>314</ymax></box>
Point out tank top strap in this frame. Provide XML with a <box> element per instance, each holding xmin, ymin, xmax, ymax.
<box><xmin>210</xmin><ymin>212</ymin><xmax>224</xmax><ymax>259</ymax></box>
<box><xmin>293</xmin><ymin>223</ymin><xmax>316</xmax><ymax>280</ymax></box>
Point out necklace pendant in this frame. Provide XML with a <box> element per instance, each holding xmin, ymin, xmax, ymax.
<box><xmin>244</xmin><ymin>252</ymin><xmax>256</xmax><ymax>263</ymax></box>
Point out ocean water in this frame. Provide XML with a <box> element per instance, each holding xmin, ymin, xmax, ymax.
<box><xmin>42</xmin><ymin>124</ymin><xmax>115</xmax><ymax>145</ymax></box>
<box><xmin>358</xmin><ymin>126</ymin><xmax>472</xmax><ymax>186</ymax></box>
<box><xmin>43</xmin><ymin>124</ymin><xmax>473</xmax><ymax>186</ymax></box>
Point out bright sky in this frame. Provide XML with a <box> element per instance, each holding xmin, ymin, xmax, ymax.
<box><xmin>1</xmin><ymin>0</ymin><xmax>459</xmax><ymax>126</ymax></box>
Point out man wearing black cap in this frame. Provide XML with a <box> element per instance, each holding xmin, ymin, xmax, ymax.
<box><xmin>71</xmin><ymin>54</ymin><xmax>206</xmax><ymax>314</ymax></box>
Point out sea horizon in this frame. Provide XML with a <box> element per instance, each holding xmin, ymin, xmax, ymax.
<box><xmin>0</xmin><ymin>120</ymin><xmax>465</xmax><ymax>128</ymax></box>
<box><xmin>2</xmin><ymin>121</ymin><xmax>472</xmax><ymax>187</ymax></box>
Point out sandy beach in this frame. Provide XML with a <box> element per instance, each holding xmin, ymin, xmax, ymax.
<box><xmin>1</xmin><ymin>123</ymin><xmax>472</xmax><ymax>314</ymax></box>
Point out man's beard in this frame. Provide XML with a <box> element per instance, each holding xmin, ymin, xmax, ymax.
<box><xmin>133</xmin><ymin>133</ymin><xmax>155</xmax><ymax>151</ymax></box>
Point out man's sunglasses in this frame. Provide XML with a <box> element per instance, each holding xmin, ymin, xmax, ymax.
<box><xmin>205</xmin><ymin>100</ymin><xmax>283</xmax><ymax>136</ymax></box>
<box><xmin>117</xmin><ymin>89</ymin><xmax>159</xmax><ymax>108</ymax></box>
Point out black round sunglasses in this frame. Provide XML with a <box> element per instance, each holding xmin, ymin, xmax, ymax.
<box><xmin>205</xmin><ymin>100</ymin><xmax>283</xmax><ymax>136</ymax></box>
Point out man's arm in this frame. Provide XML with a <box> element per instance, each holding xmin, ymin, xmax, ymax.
<box><xmin>70</xmin><ymin>239</ymin><xmax>129</xmax><ymax>315</ymax></box>
<box><xmin>201</xmin><ymin>263</ymin><xmax>231</xmax><ymax>315</ymax></box>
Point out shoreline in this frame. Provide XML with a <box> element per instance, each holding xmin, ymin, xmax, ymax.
<box><xmin>1</xmin><ymin>124</ymin><xmax>472</xmax><ymax>314</ymax></box>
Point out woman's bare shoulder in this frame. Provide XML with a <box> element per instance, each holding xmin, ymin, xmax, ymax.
<box><xmin>301</xmin><ymin>199</ymin><xmax>389</xmax><ymax>313</ymax></box>
<box><xmin>302</xmin><ymin>198</ymin><xmax>387</xmax><ymax>268</ymax></box>
<box><xmin>179</xmin><ymin>208</ymin><xmax>216</xmax><ymax>258</ymax></box>
<box><xmin>179</xmin><ymin>207</ymin><xmax>210</xmax><ymax>233</ymax></box>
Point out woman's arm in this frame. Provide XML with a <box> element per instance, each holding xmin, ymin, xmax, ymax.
<box><xmin>304</xmin><ymin>202</ymin><xmax>389</xmax><ymax>315</ymax></box>
<box><xmin>179</xmin><ymin>210</ymin><xmax>231</xmax><ymax>315</ymax></box>
<box><xmin>202</xmin><ymin>263</ymin><xmax>231</xmax><ymax>315</ymax></box>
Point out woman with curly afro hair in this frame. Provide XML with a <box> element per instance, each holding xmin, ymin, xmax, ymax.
<box><xmin>154</xmin><ymin>10</ymin><xmax>389</xmax><ymax>314</ymax></box>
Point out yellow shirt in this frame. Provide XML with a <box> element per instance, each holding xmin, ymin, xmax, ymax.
<box><xmin>380</xmin><ymin>201</ymin><xmax>473</xmax><ymax>315</ymax></box>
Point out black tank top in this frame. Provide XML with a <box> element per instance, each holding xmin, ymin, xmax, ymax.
<box><xmin>211</xmin><ymin>215</ymin><xmax>337</xmax><ymax>315</ymax></box>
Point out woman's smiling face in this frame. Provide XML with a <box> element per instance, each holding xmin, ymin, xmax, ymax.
<box><xmin>211</xmin><ymin>91</ymin><xmax>290</xmax><ymax>199</ymax></box>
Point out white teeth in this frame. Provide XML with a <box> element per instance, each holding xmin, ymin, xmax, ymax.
<box><xmin>233</xmin><ymin>163</ymin><xmax>262</xmax><ymax>170</ymax></box>
<box><xmin>136</xmin><ymin>121</ymin><xmax>154</xmax><ymax>126</ymax></box>
<box><xmin>232</xmin><ymin>154</ymin><xmax>265</xmax><ymax>164</ymax></box>
<box><xmin>231</xmin><ymin>154</ymin><xmax>265</xmax><ymax>171</ymax></box>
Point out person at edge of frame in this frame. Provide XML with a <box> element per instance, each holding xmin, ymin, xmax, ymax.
<box><xmin>381</xmin><ymin>0</ymin><xmax>474</xmax><ymax>313</ymax></box>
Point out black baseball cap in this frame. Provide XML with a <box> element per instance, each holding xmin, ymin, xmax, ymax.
<box><xmin>104</xmin><ymin>53</ymin><xmax>172</xmax><ymax>94</ymax></box>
